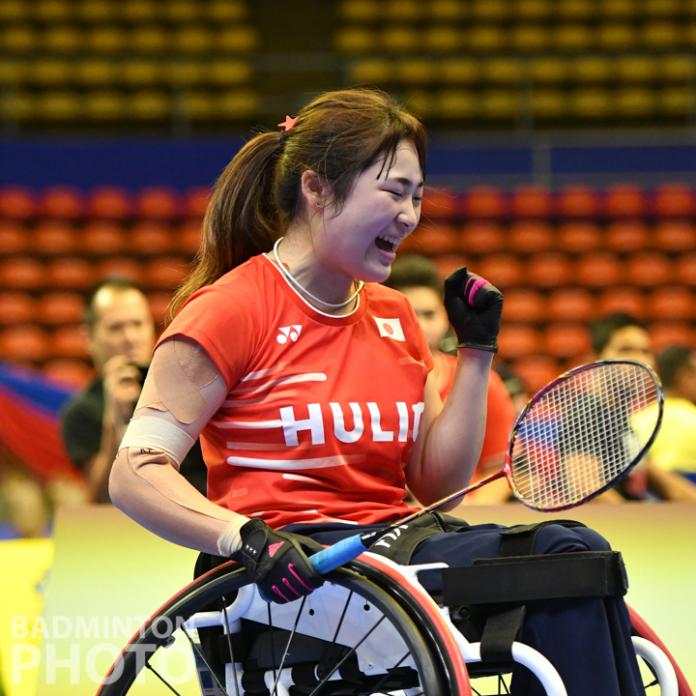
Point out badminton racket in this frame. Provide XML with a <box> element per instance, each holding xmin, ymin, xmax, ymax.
<box><xmin>310</xmin><ymin>359</ymin><xmax>664</xmax><ymax>574</ymax></box>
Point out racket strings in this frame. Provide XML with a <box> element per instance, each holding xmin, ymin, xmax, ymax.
<box><xmin>510</xmin><ymin>362</ymin><xmax>660</xmax><ymax>509</ymax></box>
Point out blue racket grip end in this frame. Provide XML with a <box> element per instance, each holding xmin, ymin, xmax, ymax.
<box><xmin>309</xmin><ymin>534</ymin><xmax>368</xmax><ymax>575</ymax></box>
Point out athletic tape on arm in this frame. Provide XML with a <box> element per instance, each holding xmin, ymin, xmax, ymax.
<box><xmin>120</xmin><ymin>415</ymin><xmax>195</xmax><ymax>467</ymax></box>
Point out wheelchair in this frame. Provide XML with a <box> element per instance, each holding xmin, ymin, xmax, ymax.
<box><xmin>97</xmin><ymin>552</ymin><xmax>692</xmax><ymax>696</ymax></box>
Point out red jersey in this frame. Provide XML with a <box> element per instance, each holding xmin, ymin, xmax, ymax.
<box><xmin>159</xmin><ymin>255</ymin><xmax>433</xmax><ymax>528</ymax></box>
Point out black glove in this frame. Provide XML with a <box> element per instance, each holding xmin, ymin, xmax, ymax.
<box><xmin>232</xmin><ymin>519</ymin><xmax>323</xmax><ymax>604</ymax></box>
<box><xmin>443</xmin><ymin>267</ymin><xmax>503</xmax><ymax>352</ymax></box>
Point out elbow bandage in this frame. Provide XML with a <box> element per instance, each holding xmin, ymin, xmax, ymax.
<box><xmin>120</xmin><ymin>415</ymin><xmax>196</xmax><ymax>467</ymax></box>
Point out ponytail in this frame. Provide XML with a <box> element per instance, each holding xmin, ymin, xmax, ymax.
<box><xmin>169</xmin><ymin>132</ymin><xmax>283</xmax><ymax>317</ymax></box>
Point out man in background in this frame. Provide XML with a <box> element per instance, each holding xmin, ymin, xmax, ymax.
<box><xmin>60</xmin><ymin>278</ymin><xmax>206</xmax><ymax>502</ymax></box>
<box><xmin>589</xmin><ymin>313</ymin><xmax>696</xmax><ymax>501</ymax></box>
<box><xmin>385</xmin><ymin>255</ymin><xmax>515</xmax><ymax>504</ymax></box>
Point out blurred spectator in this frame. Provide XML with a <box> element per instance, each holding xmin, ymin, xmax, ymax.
<box><xmin>590</xmin><ymin>312</ymin><xmax>655</xmax><ymax>369</ymax></box>
<box><xmin>589</xmin><ymin>312</ymin><xmax>654</xmax><ymax>501</ymax></box>
<box><xmin>0</xmin><ymin>459</ymin><xmax>49</xmax><ymax>538</ymax></box>
<box><xmin>385</xmin><ymin>254</ymin><xmax>515</xmax><ymax>504</ymax></box>
<box><xmin>60</xmin><ymin>278</ymin><xmax>206</xmax><ymax>502</ymax></box>
<box><xmin>589</xmin><ymin>313</ymin><xmax>696</xmax><ymax>501</ymax></box>
<box><xmin>636</xmin><ymin>345</ymin><xmax>696</xmax><ymax>501</ymax></box>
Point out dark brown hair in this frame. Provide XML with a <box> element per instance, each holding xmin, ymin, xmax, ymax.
<box><xmin>170</xmin><ymin>88</ymin><xmax>427</xmax><ymax>317</ymax></box>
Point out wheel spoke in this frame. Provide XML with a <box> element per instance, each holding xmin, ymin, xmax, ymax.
<box><xmin>221</xmin><ymin>597</ymin><xmax>241</xmax><ymax>696</ymax></box>
<box><xmin>269</xmin><ymin>596</ymin><xmax>308</xmax><ymax>696</ymax></box>
<box><xmin>180</xmin><ymin>624</ymin><xmax>227</xmax><ymax>695</ymax></box>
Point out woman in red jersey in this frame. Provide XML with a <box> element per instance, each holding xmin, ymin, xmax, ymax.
<box><xmin>109</xmin><ymin>89</ymin><xmax>646</xmax><ymax>695</ymax></box>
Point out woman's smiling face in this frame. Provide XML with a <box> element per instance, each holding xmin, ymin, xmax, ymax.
<box><xmin>315</xmin><ymin>139</ymin><xmax>424</xmax><ymax>284</ymax></box>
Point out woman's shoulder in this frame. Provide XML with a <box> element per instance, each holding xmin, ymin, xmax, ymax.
<box><xmin>365</xmin><ymin>281</ymin><xmax>412</xmax><ymax>312</ymax></box>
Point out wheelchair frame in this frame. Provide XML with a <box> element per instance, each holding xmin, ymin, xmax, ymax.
<box><xmin>97</xmin><ymin>553</ymin><xmax>692</xmax><ymax>696</ymax></box>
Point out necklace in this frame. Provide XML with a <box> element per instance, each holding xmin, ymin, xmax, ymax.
<box><xmin>272</xmin><ymin>237</ymin><xmax>364</xmax><ymax>310</ymax></box>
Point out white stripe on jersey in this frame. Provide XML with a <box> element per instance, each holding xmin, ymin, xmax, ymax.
<box><xmin>241</xmin><ymin>365</ymin><xmax>285</xmax><ymax>382</ymax></box>
<box><xmin>211</xmin><ymin>419</ymin><xmax>283</xmax><ymax>429</ymax></box>
<box><xmin>225</xmin><ymin>454</ymin><xmax>351</xmax><ymax>470</ymax></box>
<box><xmin>229</xmin><ymin>372</ymin><xmax>327</xmax><ymax>397</ymax></box>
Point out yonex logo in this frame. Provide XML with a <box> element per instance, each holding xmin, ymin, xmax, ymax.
<box><xmin>277</xmin><ymin>325</ymin><xmax>302</xmax><ymax>344</ymax></box>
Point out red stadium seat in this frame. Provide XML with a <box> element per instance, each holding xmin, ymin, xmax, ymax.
<box><xmin>498</xmin><ymin>324</ymin><xmax>543</xmax><ymax>360</ymax></box>
<box><xmin>527</xmin><ymin>253</ymin><xmax>571</xmax><ymax>288</ymax></box>
<box><xmin>96</xmin><ymin>257</ymin><xmax>143</xmax><ymax>284</ymax></box>
<box><xmin>477</xmin><ymin>254</ymin><xmax>523</xmax><ymax>289</ymax></box>
<box><xmin>513</xmin><ymin>355</ymin><xmax>560</xmax><ymax>393</ymax></box>
<box><xmin>0</xmin><ymin>326</ymin><xmax>49</xmax><ymax>363</ymax></box>
<box><xmin>606</xmin><ymin>221</ymin><xmax>649</xmax><ymax>254</ymax></box>
<box><xmin>415</xmin><ymin>224</ymin><xmax>460</xmax><ymax>255</ymax></box>
<box><xmin>39</xmin><ymin>186</ymin><xmax>85</xmax><ymax>220</ymax></box>
<box><xmin>45</xmin><ymin>257</ymin><xmax>96</xmax><ymax>291</ymax></box>
<box><xmin>129</xmin><ymin>221</ymin><xmax>174</xmax><ymax>256</ymax></box>
<box><xmin>650</xmin><ymin>323</ymin><xmax>696</xmax><ymax>352</ymax></box>
<box><xmin>43</xmin><ymin>358</ymin><xmax>94</xmax><ymax>388</ymax></box>
<box><xmin>0</xmin><ymin>221</ymin><xmax>29</xmax><ymax>254</ymax></box>
<box><xmin>597</xmin><ymin>287</ymin><xmax>646</xmax><ymax>319</ymax></box>
<box><xmin>81</xmin><ymin>221</ymin><xmax>128</xmax><ymax>256</ymax></box>
<box><xmin>556</xmin><ymin>185</ymin><xmax>600</xmax><ymax>218</ymax></box>
<box><xmin>0</xmin><ymin>187</ymin><xmax>36</xmax><ymax>221</ymax></box>
<box><xmin>547</xmin><ymin>288</ymin><xmax>595</xmax><ymax>323</ymax></box>
<box><xmin>32</xmin><ymin>221</ymin><xmax>78</xmax><ymax>256</ymax></box>
<box><xmin>459</xmin><ymin>222</ymin><xmax>505</xmax><ymax>256</ymax></box>
<box><xmin>182</xmin><ymin>187</ymin><xmax>211</xmax><ymax>220</ymax></box>
<box><xmin>433</xmin><ymin>254</ymin><xmax>468</xmax><ymax>279</ymax></box>
<box><xmin>557</xmin><ymin>221</ymin><xmax>602</xmax><ymax>253</ymax></box>
<box><xmin>653</xmin><ymin>183</ymin><xmax>696</xmax><ymax>217</ymax></box>
<box><xmin>135</xmin><ymin>187</ymin><xmax>180</xmax><ymax>221</ymax></box>
<box><xmin>0</xmin><ymin>258</ymin><xmax>45</xmax><ymax>290</ymax></box>
<box><xmin>142</xmin><ymin>257</ymin><xmax>188</xmax><ymax>290</ymax></box>
<box><xmin>674</xmin><ymin>253</ymin><xmax>696</xmax><ymax>285</ymax></box>
<box><xmin>88</xmin><ymin>187</ymin><xmax>132</xmax><ymax>220</ymax></box>
<box><xmin>422</xmin><ymin>187</ymin><xmax>458</xmax><ymax>220</ymax></box>
<box><xmin>502</xmin><ymin>289</ymin><xmax>546</xmax><ymax>323</ymax></box>
<box><xmin>508</xmin><ymin>220</ymin><xmax>554</xmax><ymax>254</ymax></box>
<box><xmin>576</xmin><ymin>253</ymin><xmax>623</xmax><ymax>288</ymax></box>
<box><xmin>49</xmin><ymin>326</ymin><xmax>89</xmax><ymax>360</ymax></box>
<box><xmin>603</xmin><ymin>183</ymin><xmax>648</xmax><ymax>218</ymax></box>
<box><xmin>510</xmin><ymin>185</ymin><xmax>553</xmax><ymax>218</ymax></box>
<box><xmin>175</xmin><ymin>221</ymin><xmax>203</xmax><ymax>256</ymax></box>
<box><xmin>543</xmin><ymin>323</ymin><xmax>591</xmax><ymax>361</ymax></box>
<box><xmin>460</xmin><ymin>186</ymin><xmax>506</xmax><ymax>219</ymax></box>
<box><xmin>625</xmin><ymin>253</ymin><xmax>673</xmax><ymax>287</ymax></box>
<box><xmin>655</xmin><ymin>221</ymin><xmax>696</xmax><ymax>253</ymax></box>
<box><xmin>36</xmin><ymin>292</ymin><xmax>84</xmax><ymax>325</ymax></box>
<box><xmin>0</xmin><ymin>293</ymin><xmax>36</xmax><ymax>325</ymax></box>
<box><xmin>648</xmin><ymin>286</ymin><xmax>694</xmax><ymax>322</ymax></box>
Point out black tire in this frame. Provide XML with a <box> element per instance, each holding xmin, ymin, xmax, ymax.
<box><xmin>98</xmin><ymin>559</ymin><xmax>468</xmax><ymax>695</ymax></box>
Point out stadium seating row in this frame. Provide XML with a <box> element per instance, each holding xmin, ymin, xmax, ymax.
<box><xmin>1</xmin><ymin>25</ymin><xmax>258</xmax><ymax>55</ymax></box>
<box><xmin>347</xmin><ymin>55</ymin><xmax>696</xmax><ymax>86</ymax></box>
<box><xmin>1</xmin><ymin>285</ymin><xmax>690</xmax><ymax>329</ymax></box>
<box><xmin>335</xmin><ymin>24</ymin><xmax>696</xmax><ymax>53</ymax></box>
<box><xmin>2</xmin><ymin>184</ymin><xmax>694</xmax><ymax>221</ymax></box>
<box><xmin>1</xmin><ymin>0</ymin><xmax>247</xmax><ymax>23</ymax></box>
<box><xmin>339</xmin><ymin>0</ymin><xmax>696</xmax><ymax>22</ymax></box>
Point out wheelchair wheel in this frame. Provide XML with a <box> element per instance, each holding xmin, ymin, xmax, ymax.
<box><xmin>97</xmin><ymin>557</ymin><xmax>470</xmax><ymax>695</ymax></box>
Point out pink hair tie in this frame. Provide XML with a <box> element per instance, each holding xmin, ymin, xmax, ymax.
<box><xmin>277</xmin><ymin>114</ymin><xmax>297</xmax><ymax>132</ymax></box>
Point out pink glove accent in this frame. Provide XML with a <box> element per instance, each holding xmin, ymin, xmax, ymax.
<box><xmin>465</xmin><ymin>276</ymin><xmax>488</xmax><ymax>306</ymax></box>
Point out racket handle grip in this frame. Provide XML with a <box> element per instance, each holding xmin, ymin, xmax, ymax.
<box><xmin>309</xmin><ymin>534</ymin><xmax>368</xmax><ymax>575</ymax></box>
